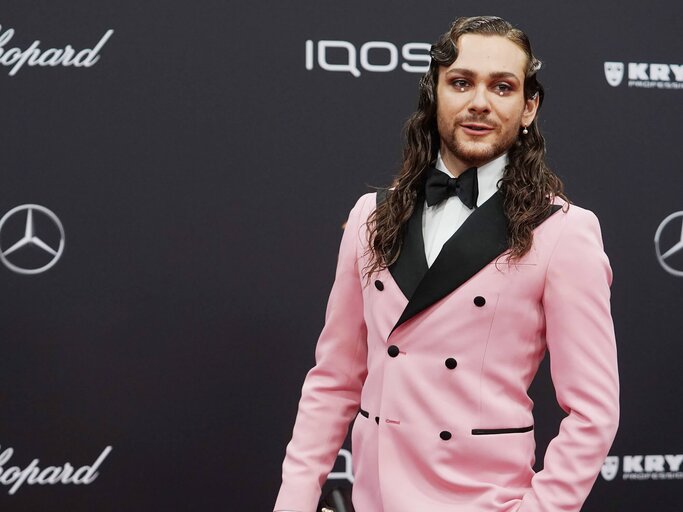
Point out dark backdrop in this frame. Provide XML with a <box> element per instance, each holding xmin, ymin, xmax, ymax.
<box><xmin>1</xmin><ymin>1</ymin><xmax>682</xmax><ymax>510</ymax></box>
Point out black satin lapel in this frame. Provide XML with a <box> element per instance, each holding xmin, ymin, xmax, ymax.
<box><xmin>376</xmin><ymin>190</ymin><xmax>429</xmax><ymax>300</ymax></box>
<box><xmin>391</xmin><ymin>191</ymin><xmax>508</xmax><ymax>333</ymax></box>
<box><xmin>390</xmin><ymin>193</ymin><xmax>562</xmax><ymax>334</ymax></box>
<box><xmin>379</xmin><ymin>188</ymin><xmax>562</xmax><ymax>333</ymax></box>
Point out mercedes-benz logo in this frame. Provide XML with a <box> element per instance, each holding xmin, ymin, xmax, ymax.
<box><xmin>654</xmin><ymin>211</ymin><xmax>683</xmax><ymax>277</ymax></box>
<box><xmin>0</xmin><ymin>204</ymin><xmax>65</xmax><ymax>275</ymax></box>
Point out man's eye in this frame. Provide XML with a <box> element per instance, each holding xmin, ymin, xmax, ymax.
<box><xmin>451</xmin><ymin>79</ymin><xmax>469</xmax><ymax>89</ymax></box>
<box><xmin>495</xmin><ymin>83</ymin><xmax>512</xmax><ymax>93</ymax></box>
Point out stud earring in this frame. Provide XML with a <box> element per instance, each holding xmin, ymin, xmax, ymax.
<box><xmin>522</xmin><ymin>125</ymin><xmax>529</xmax><ymax>135</ymax></box>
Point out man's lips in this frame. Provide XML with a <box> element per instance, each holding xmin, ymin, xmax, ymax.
<box><xmin>460</xmin><ymin>123</ymin><xmax>495</xmax><ymax>135</ymax></box>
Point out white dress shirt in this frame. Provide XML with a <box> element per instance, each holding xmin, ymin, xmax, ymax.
<box><xmin>422</xmin><ymin>152</ymin><xmax>507</xmax><ymax>267</ymax></box>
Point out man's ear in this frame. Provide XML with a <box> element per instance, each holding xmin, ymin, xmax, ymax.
<box><xmin>521</xmin><ymin>93</ymin><xmax>540</xmax><ymax>127</ymax></box>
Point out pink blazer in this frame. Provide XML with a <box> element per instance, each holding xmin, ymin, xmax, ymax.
<box><xmin>275</xmin><ymin>190</ymin><xmax>619</xmax><ymax>512</ymax></box>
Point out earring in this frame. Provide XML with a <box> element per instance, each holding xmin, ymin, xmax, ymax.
<box><xmin>522</xmin><ymin>125</ymin><xmax>529</xmax><ymax>135</ymax></box>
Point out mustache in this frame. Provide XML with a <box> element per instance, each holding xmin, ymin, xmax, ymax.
<box><xmin>457</xmin><ymin>116</ymin><xmax>498</xmax><ymax>128</ymax></box>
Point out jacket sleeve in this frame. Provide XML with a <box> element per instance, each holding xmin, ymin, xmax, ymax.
<box><xmin>274</xmin><ymin>193</ymin><xmax>372</xmax><ymax>512</ymax></box>
<box><xmin>518</xmin><ymin>206</ymin><xmax>620</xmax><ymax>512</ymax></box>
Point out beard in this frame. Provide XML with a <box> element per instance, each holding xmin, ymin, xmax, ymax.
<box><xmin>438</xmin><ymin>115</ymin><xmax>520</xmax><ymax>168</ymax></box>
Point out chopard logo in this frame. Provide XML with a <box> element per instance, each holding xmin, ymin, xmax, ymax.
<box><xmin>0</xmin><ymin>204</ymin><xmax>66</xmax><ymax>275</ymax></box>
<box><xmin>654</xmin><ymin>211</ymin><xmax>683</xmax><ymax>277</ymax></box>
<box><xmin>0</xmin><ymin>24</ymin><xmax>114</xmax><ymax>76</ymax></box>
<box><xmin>604</xmin><ymin>61</ymin><xmax>683</xmax><ymax>89</ymax></box>
<box><xmin>0</xmin><ymin>445</ymin><xmax>112</xmax><ymax>495</ymax></box>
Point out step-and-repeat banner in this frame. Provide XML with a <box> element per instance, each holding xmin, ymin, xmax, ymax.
<box><xmin>1</xmin><ymin>1</ymin><xmax>681</xmax><ymax>510</ymax></box>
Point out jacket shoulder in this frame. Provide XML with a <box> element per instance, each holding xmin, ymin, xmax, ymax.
<box><xmin>348</xmin><ymin>191</ymin><xmax>378</xmax><ymax>221</ymax></box>
<box><xmin>550</xmin><ymin>196</ymin><xmax>602</xmax><ymax>228</ymax></box>
<box><xmin>544</xmin><ymin>197</ymin><xmax>607</xmax><ymax>261</ymax></box>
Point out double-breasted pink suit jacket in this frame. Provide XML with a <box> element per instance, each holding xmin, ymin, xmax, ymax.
<box><xmin>275</xmin><ymin>188</ymin><xmax>619</xmax><ymax>512</ymax></box>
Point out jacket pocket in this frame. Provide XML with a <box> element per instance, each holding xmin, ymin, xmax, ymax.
<box><xmin>471</xmin><ymin>425</ymin><xmax>533</xmax><ymax>435</ymax></box>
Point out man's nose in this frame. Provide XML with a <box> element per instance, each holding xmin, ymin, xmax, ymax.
<box><xmin>468</xmin><ymin>85</ymin><xmax>491</xmax><ymax>113</ymax></box>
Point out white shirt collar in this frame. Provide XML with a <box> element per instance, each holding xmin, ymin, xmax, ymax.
<box><xmin>435</xmin><ymin>152</ymin><xmax>507</xmax><ymax>207</ymax></box>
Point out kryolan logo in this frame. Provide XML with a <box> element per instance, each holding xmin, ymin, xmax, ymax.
<box><xmin>603</xmin><ymin>62</ymin><xmax>624</xmax><ymax>87</ymax></box>
<box><xmin>604</xmin><ymin>61</ymin><xmax>683</xmax><ymax>89</ymax></box>
<box><xmin>600</xmin><ymin>454</ymin><xmax>683</xmax><ymax>481</ymax></box>
<box><xmin>305</xmin><ymin>40</ymin><xmax>431</xmax><ymax>77</ymax></box>
<box><xmin>0</xmin><ymin>445</ymin><xmax>112</xmax><ymax>495</ymax></box>
<box><xmin>0</xmin><ymin>24</ymin><xmax>114</xmax><ymax>76</ymax></box>
<box><xmin>601</xmin><ymin>456</ymin><xmax>619</xmax><ymax>481</ymax></box>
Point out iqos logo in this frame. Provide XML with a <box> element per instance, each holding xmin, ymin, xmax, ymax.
<box><xmin>305</xmin><ymin>39</ymin><xmax>431</xmax><ymax>77</ymax></box>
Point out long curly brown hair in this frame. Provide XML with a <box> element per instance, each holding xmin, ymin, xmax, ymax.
<box><xmin>363</xmin><ymin>16</ymin><xmax>569</xmax><ymax>281</ymax></box>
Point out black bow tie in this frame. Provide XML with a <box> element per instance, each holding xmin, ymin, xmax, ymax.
<box><xmin>424</xmin><ymin>166</ymin><xmax>479</xmax><ymax>209</ymax></box>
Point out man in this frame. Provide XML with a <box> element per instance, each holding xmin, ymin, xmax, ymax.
<box><xmin>275</xmin><ymin>16</ymin><xmax>619</xmax><ymax>512</ymax></box>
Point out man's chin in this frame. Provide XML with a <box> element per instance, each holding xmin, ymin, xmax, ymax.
<box><xmin>453</xmin><ymin>143</ymin><xmax>499</xmax><ymax>167</ymax></box>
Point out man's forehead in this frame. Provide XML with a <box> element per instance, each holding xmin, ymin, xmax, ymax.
<box><xmin>444</xmin><ymin>34</ymin><xmax>527</xmax><ymax>80</ymax></box>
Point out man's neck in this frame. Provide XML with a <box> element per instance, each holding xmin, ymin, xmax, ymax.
<box><xmin>440</xmin><ymin>151</ymin><xmax>471</xmax><ymax>177</ymax></box>
<box><xmin>437</xmin><ymin>151</ymin><xmax>508</xmax><ymax>182</ymax></box>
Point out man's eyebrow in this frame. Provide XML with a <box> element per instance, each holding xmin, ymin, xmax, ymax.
<box><xmin>445</xmin><ymin>68</ymin><xmax>476</xmax><ymax>78</ymax></box>
<box><xmin>489</xmin><ymin>71</ymin><xmax>521</xmax><ymax>81</ymax></box>
<box><xmin>445</xmin><ymin>68</ymin><xmax>521</xmax><ymax>81</ymax></box>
